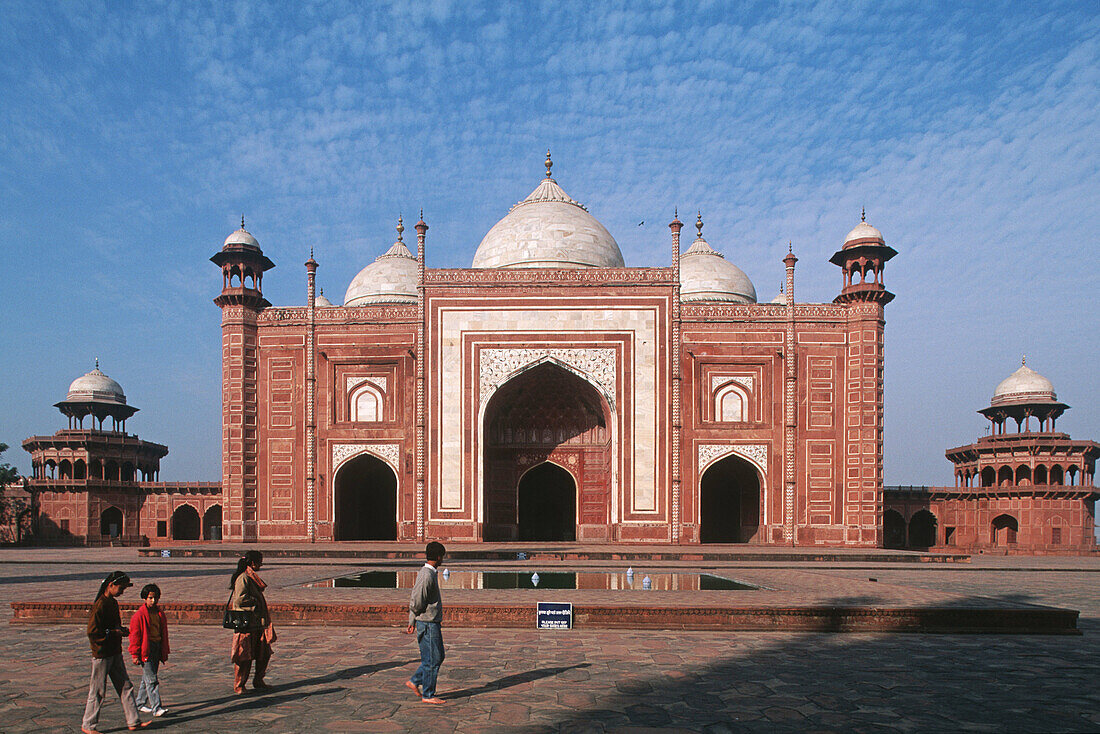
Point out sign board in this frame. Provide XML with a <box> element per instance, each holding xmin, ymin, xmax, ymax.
<box><xmin>536</xmin><ymin>601</ymin><xmax>573</xmax><ymax>629</ymax></box>
<box><xmin>160</xmin><ymin>550</ymin><xmax>171</xmax><ymax>558</ymax></box>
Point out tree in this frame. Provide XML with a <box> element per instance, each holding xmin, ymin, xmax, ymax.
<box><xmin>0</xmin><ymin>443</ymin><xmax>30</xmax><ymax>543</ymax></box>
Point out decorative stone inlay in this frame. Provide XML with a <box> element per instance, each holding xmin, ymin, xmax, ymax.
<box><xmin>698</xmin><ymin>443</ymin><xmax>768</xmax><ymax>473</ymax></box>
<box><xmin>346</xmin><ymin>376</ymin><xmax>388</xmax><ymax>395</ymax></box>
<box><xmin>425</xmin><ymin>268</ymin><xmax>676</xmax><ymax>285</ymax></box>
<box><xmin>332</xmin><ymin>443</ymin><xmax>400</xmax><ymax>471</ymax></box>
<box><xmin>479</xmin><ymin>348</ymin><xmax>616</xmax><ymax>408</ymax></box>
<box><xmin>711</xmin><ymin>375</ymin><xmax>754</xmax><ymax>394</ymax></box>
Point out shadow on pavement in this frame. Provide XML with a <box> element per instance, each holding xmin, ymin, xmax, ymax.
<box><xmin>166</xmin><ymin>659</ymin><xmax>416</xmax><ymax>726</ymax></box>
<box><xmin>541</xmin><ymin>591</ymin><xmax>1098</xmax><ymax>733</ymax></box>
<box><xmin>444</xmin><ymin>662</ymin><xmax>591</xmax><ymax>700</ymax></box>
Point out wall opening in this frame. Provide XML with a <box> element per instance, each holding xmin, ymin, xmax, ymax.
<box><xmin>334</xmin><ymin>453</ymin><xmax>397</xmax><ymax>540</ymax></box>
<box><xmin>517</xmin><ymin>462</ymin><xmax>577</xmax><ymax>541</ymax></box>
<box><xmin>699</xmin><ymin>454</ymin><xmax>761</xmax><ymax>543</ymax></box>
<box><xmin>171</xmin><ymin>505</ymin><xmax>201</xmax><ymax>540</ymax></box>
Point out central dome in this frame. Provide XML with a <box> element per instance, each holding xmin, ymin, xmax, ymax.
<box><xmin>472</xmin><ymin>154</ymin><xmax>624</xmax><ymax>269</ymax></box>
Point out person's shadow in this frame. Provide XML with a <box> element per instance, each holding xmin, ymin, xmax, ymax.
<box><xmin>165</xmin><ymin>659</ymin><xmax>417</xmax><ymax>725</ymax></box>
<box><xmin>443</xmin><ymin>663</ymin><xmax>591</xmax><ymax>700</ymax></box>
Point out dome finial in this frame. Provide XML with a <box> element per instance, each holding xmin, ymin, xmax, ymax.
<box><xmin>396</xmin><ymin>215</ymin><xmax>404</xmax><ymax>242</ymax></box>
<box><xmin>861</xmin><ymin>207</ymin><xmax>865</xmax><ymax>223</ymax></box>
<box><xmin>674</xmin><ymin>206</ymin><xmax>678</xmax><ymax>218</ymax></box>
<box><xmin>545</xmin><ymin>149</ymin><xmax>553</xmax><ymax>179</ymax></box>
<box><xmin>696</xmin><ymin>210</ymin><xmax>703</xmax><ymax>238</ymax></box>
<box><xmin>788</xmin><ymin>240</ymin><xmax>793</xmax><ymax>254</ymax></box>
<box><xmin>1022</xmin><ymin>355</ymin><xmax>1026</xmax><ymax>366</ymax></box>
<box><xmin>242</xmin><ymin>214</ymin><xmax>246</xmax><ymax>229</ymax></box>
<box><xmin>95</xmin><ymin>357</ymin><xmax>99</xmax><ymax>370</ymax></box>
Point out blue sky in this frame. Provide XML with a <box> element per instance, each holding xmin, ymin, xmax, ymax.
<box><xmin>1</xmin><ymin>1</ymin><xmax>1097</xmax><ymax>487</ymax></box>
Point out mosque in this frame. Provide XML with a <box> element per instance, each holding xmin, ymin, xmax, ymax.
<box><xmin>18</xmin><ymin>154</ymin><xmax>1096</xmax><ymax>551</ymax></box>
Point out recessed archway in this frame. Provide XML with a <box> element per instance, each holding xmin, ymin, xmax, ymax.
<box><xmin>171</xmin><ymin>505</ymin><xmax>201</xmax><ymax>540</ymax></box>
<box><xmin>883</xmin><ymin>509</ymin><xmax>906</xmax><ymax>549</ymax></box>
<box><xmin>482</xmin><ymin>361</ymin><xmax>611</xmax><ymax>542</ymax></box>
<box><xmin>699</xmin><ymin>454</ymin><xmax>761</xmax><ymax>543</ymax></box>
<box><xmin>908</xmin><ymin>510</ymin><xmax>937</xmax><ymax>548</ymax></box>
<box><xmin>100</xmin><ymin>506</ymin><xmax>123</xmax><ymax>538</ymax></box>
<box><xmin>992</xmin><ymin>514</ymin><xmax>1018</xmax><ymax>546</ymax></box>
<box><xmin>203</xmin><ymin>505</ymin><xmax>223</xmax><ymax>540</ymax></box>
<box><xmin>334</xmin><ymin>453</ymin><xmax>397</xmax><ymax>540</ymax></box>
<box><xmin>518</xmin><ymin>462</ymin><xmax>576</xmax><ymax>541</ymax></box>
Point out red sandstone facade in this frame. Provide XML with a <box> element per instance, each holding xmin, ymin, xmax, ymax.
<box><xmin>210</xmin><ymin>166</ymin><xmax>899</xmax><ymax>546</ymax></box>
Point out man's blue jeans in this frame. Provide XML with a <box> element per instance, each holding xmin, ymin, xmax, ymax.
<box><xmin>410</xmin><ymin>621</ymin><xmax>445</xmax><ymax>699</ymax></box>
<box><xmin>135</xmin><ymin>640</ymin><xmax>162</xmax><ymax>711</ymax></box>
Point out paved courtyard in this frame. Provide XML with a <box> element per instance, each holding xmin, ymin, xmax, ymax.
<box><xmin>1</xmin><ymin>548</ymin><xmax>1098</xmax><ymax>733</ymax></box>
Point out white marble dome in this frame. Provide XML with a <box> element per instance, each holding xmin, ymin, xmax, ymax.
<box><xmin>472</xmin><ymin>159</ymin><xmax>624</xmax><ymax>269</ymax></box>
<box><xmin>223</xmin><ymin>226</ymin><xmax>260</xmax><ymax>248</ymax></box>
<box><xmin>679</xmin><ymin>219</ymin><xmax>756</xmax><ymax>304</ymax></box>
<box><xmin>344</xmin><ymin>224</ymin><xmax>418</xmax><ymax>306</ymax></box>
<box><xmin>66</xmin><ymin>364</ymin><xmax>127</xmax><ymax>405</ymax></box>
<box><xmin>843</xmin><ymin>221</ymin><xmax>883</xmax><ymax>245</ymax></box>
<box><xmin>313</xmin><ymin>288</ymin><xmax>333</xmax><ymax>307</ymax></box>
<box><xmin>991</xmin><ymin>360</ymin><xmax>1056</xmax><ymax>405</ymax></box>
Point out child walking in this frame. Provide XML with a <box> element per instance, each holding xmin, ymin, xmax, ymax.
<box><xmin>82</xmin><ymin>570</ymin><xmax>151</xmax><ymax>733</ymax></box>
<box><xmin>129</xmin><ymin>584</ymin><xmax>170</xmax><ymax>717</ymax></box>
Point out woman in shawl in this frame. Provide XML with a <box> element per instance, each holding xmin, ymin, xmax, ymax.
<box><xmin>229</xmin><ymin>551</ymin><xmax>275</xmax><ymax>694</ymax></box>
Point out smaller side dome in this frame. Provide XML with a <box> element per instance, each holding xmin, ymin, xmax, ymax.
<box><xmin>679</xmin><ymin>214</ymin><xmax>757</xmax><ymax>304</ymax></box>
<box><xmin>843</xmin><ymin>209</ymin><xmax>883</xmax><ymax>246</ymax></box>
<box><xmin>344</xmin><ymin>218</ymin><xmax>418</xmax><ymax>306</ymax></box>
<box><xmin>65</xmin><ymin>362</ymin><xmax>127</xmax><ymax>405</ymax></box>
<box><xmin>314</xmin><ymin>288</ymin><xmax>333</xmax><ymax>307</ymax></box>
<box><xmin>991</xmin><ymin>358</ymin><xmax>1057</xmax><ymax>405</ymax></box>
<box><xmin>223</xmin><ymin>216</ymin><xmax>260</xmax><ymax>248</ymax></box>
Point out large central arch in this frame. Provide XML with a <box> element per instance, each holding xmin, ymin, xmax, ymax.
<box><xmin>699</xmin><ymin>455</ymin><xmax>761</xmax><ymax>543</ymax></box>
<box><xmin>482</xmin><ymin>361</ymin><xmax>612</xmax><ymax>541</ymax></box>
<box><xmin>334</xmin><ymin>454</ymin><xmax>397</xmax><ymax>540</ymax></box>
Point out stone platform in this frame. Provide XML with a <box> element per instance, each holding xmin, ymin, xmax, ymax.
<box><xmin>7</xmin><ymin>543</ymin><xmax>1080</xmax><ymax>634</ymax></box>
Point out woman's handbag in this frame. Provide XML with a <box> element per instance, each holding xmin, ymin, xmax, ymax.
<box><xmin>222</xmin><ymin>600</ymin><xmax>257</xmax><ymax>632</ymax></box>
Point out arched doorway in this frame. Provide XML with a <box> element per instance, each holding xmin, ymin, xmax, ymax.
<box><xmin>203</xmin><ymin>505</ymin><xmax>223</xmax><ymax>540</ymax></box>
<box><xmin>100</xmin><ymin>506</ymin><xmax>123</xmax><ymax>538</ymax></box>
<box><xmin>483</xmin><ymin>362</ymin><xmax>611</xmax><ymax>542</ymax></box>
<box><xmin>908</xmin><ymin>510</ymin><xmax>937</xmax><ymax>548</ymax></box>
<box><xmin>883</xmin><ymin>510</ymin><xmax>906</xmax><ymax>549</ymax></box>
<box><xmin>334</xmin><ymin>454</ymin><xmax>397</xmax><ymax>540</ymax></box>
<box><xmin>699</xmin><ymin>454</ymin><xmax>760</xmax><ymax>543</ymax></box>
<box><xmin>992</xmin><ymin>514</ymin><xmax>1018</xmax><ymax>546</ymax></box>
<box><xmin>171</xmin><ymin>505</ymin><xmax>200</xmax><ymax>540</ymax></box>
<box><xmin>518</xmin><ymin>463</ymin><xmax>576</xmax><ymax>541</ymax></box>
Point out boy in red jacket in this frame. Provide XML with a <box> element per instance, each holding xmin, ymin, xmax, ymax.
<box><xmin>128</xmin><ymin>584</ymin><xmax>170</xmax><ymax>717</ymax></box>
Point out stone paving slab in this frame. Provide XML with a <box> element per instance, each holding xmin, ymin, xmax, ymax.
<box><xmin>1</xmin><ymin>623</ymin><xmax>1098</xmax><ymax>733</ymax></box>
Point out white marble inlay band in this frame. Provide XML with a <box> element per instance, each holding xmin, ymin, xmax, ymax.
<box><xmin>332</xmin><ymin>443</ymin><xmax>400</xmax><ymax>472</ymax></box>
<box><xmin>346</xmin><ymin>376</ymin><xmax>388</xmax><ymax>395</ymax></box>
<box><xmin>479</xmin><ymin>348</ymin><xmax>616</xmax><ymax>407</ymax></box>
<box><xmin>698</xmin><ymin>443</ymin><xmax>767</xmax><ymax>474</ymax></box>
<box><xmin>711</xmin><ymin>375</ymin><xmax>754</xmax><ymax>394</ymax></box>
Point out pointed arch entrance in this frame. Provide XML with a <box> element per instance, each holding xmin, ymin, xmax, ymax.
<box><xmin>171</xmin><ymin>505</ymin><xmax>200</xmax><ymax>540</ymax></box>
<box><xmin>518</xmin><ymin>462</ymin><xmax>577</xmax><ymax>541</ymax></box>
<box><xmin>482</xmin><ymin>361</ymin><xmax>612</xmax><ymax>542</ymax></box>
<box><xmin>699</xmin><ymin>454</ymin><xmax>761</xmax><ymax>543</ymax></box>
<box><xmin>334</xmin><ymin>454</ymin><xmax>397</xmax><ymax>540</ymax></box>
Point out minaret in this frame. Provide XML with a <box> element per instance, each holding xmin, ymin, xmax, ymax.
<box><xmin>415</xmin><ymin>210</ymin><xmax>428</xmax><ymax>542</ymax></box>
<box><xmin>831</xmin><ymin>212</ymin><xmax>895</xmax><ymax>546</ymax></box>
<box><xmin>669</xmin><ymin>209</ymin><xmax>683</xmax><ymax>543</ymax></box>
<box><xmin>783</xmin><ymin>243</ymin><xmax>798</xmax><ymax>545</ymax></box>
<box><xmin>211</xmin><ymin>217</ymin><xmax>274</xmax><ymax>542</ymax></box>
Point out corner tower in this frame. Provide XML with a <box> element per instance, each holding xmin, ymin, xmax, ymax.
<box><xmin>830</xmin><ymin>213</ymin><xmax>896</xmax><ymax>546</ymax></box>
<box><xmin>211</xmin><ymin>218</ymin><xmax>274</xmax><ymax>541</ymax></box>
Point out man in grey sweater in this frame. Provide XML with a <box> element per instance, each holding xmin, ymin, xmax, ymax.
<box><xmin>405</xmin><ymin>541</ymin><xmax>446</xmax><ymax>704</ymax></box>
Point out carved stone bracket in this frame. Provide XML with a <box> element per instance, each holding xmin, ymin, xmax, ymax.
<box><xmin>331</xmin><ymin>443</ymin><xmax>400</xmax><ymax>472</ymax></box>
<box><xmin>698</xmin><ymin>443</ymin><xmax>768</xmax><ymax>475</ymax></box>
<box><xmin>479</xmin><ymin>348</ymin><xmax>616</xmax><ymax>409</ymax></box>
